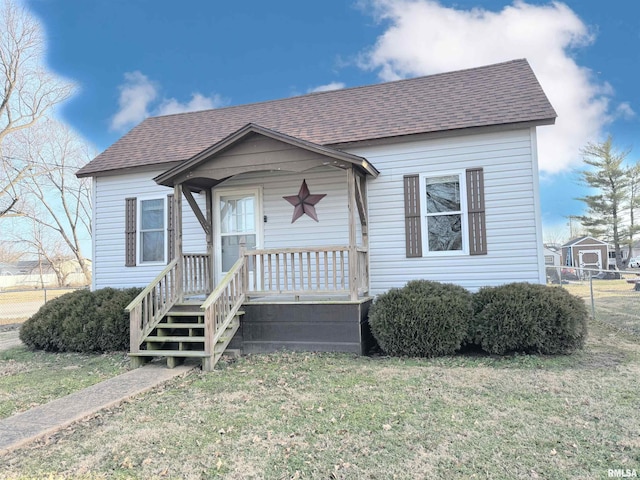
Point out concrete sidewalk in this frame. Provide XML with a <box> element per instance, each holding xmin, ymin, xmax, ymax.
<box><xmin>0</xmin><ymin>363</ymin><xmax>194</xmax><ymax>454</ymax></box>
<box><xmin>0</xmin><ymin>329</ymin><xmax>21</xmax><ymax>352</ymax></box>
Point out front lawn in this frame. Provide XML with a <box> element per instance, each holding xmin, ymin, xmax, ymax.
<box><xmin>1</xmin><ymin>320</ymin><xmax>638</xmax><ymax>479</ymax></box>
<box><xmin>0</xmin><ymin>347</ymin><xmax>130</xmax><ymax>420</ymax></box>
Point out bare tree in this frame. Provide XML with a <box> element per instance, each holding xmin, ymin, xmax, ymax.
<box><xmin>0</xmin><ymin>0</ymin><xmax>74</xmax><ymax>217</ymax></box>
<box><xmin>14</xmin><ymin>119</ymin><xmax>92</xmax><ymax>283</ymax></box>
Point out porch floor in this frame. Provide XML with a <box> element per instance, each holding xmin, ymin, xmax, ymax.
<box><xmin>244</xmin><ymin>294</ymin><xmax>373</xmax><ymax>304</ymax></box>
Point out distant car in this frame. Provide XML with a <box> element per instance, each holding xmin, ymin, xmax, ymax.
<box><xmin>629</xmin><ymin>257</ymin><xmax>640</xmax><ymax>268</ymax></box>
<box><xmin>593</xmin><ymin>271</ymin><xmax>622</xmax><ymax>280</ymax></box>
<box><xmin>560</xmin><ymin>268</ymin><xmax>579</xmax><ymax>280</ymax></box>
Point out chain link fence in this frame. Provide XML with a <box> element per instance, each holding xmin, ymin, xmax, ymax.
<box><xmin>0</xmin><ymin>287</ymin><xmax>85</xmax><ymax>326</ymax></box>
<box><xmin>546</xmin><ymin>266</ymin><xmax>640</xmax><ymax>337</ymax></box>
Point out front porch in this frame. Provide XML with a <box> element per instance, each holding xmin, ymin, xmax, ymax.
<box><xmin>126</xmin><ymin>246</ymin><xmax>372</xmax><ymax>370</ymax></box>
<box><xmin>126</xmin><ymin>123</ymin><xmax>378</xmax><ymax>370</ymax></box>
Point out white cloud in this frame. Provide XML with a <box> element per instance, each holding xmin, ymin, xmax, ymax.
<box><xmin>308</xmin><ymin>82</ymin><xmax>346</xmax><ymax>93</ymax></box>
<box><xmin>359</xmin><ymin>0</ymin><xmax>618</xmax><ymax>174</ymax></box>
<box><xmin>110</xmin><ymin>71</ymin><xmax>157</xmax><ymax>131</ymax></box>
<box><xmin>110</xmin><ymin>73</ymin><xmax>226</xmax><ymax>131</ymax></box>
<box><xmin>157</xmin><ymin>93</ymin><xmax>226</xmax><ymax>116</ymax></box>
<box><xmin>615</xmin><ymin>102</ymin><xmax>635</xmax><ymax>121</ymax></box>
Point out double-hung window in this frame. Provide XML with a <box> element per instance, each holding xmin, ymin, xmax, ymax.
<box><xmin>422</xmin><ymin>173</ymin><xmax>466</xmax><ymax>254</ymax></box>
<box><xmin>139</xmin><ymin>198</ymin><xmax>166</xmax><ymax>263</ymax></box>
<box><xmin>125</xmin><ymin>196</ymin><xmax>173</xmax><ymax>266</ymax></box>
<box><xmin>404</xmin><ymin>168</ymin><xmax>486</xmax><ymax>257</ymax></box>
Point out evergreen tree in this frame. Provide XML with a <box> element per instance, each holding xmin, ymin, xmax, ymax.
<box><xmin>625</xmin><ymin>162</ymin><xmax>640</xmax><ymax>262</ymax></box>
<box><xmin>576</xmin><ymin>136</ymin><xmax>630</xmax><ymax>268</ymax></box>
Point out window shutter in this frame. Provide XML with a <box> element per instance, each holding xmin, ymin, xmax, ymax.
<box><xmin>167</xmin><ymin>194</ymin><xmax>175</xmax><ymax>262</ymax></box>
<box><xmin>403</xmin><ymin>175</ymin><xmax>422</xmax><ymax>257</ymax></box>
<box><xmin>466</xmin><ymin>168</ymin><xmax>487</xmax><ymax>255</ymax></box>
<box><xmin>125</xmin><ymin>197</ymin><xmax>137</xmax><ymax>266</ymax></box>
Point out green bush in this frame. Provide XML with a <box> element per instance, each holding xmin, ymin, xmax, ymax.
<box><xmin>369</xmin><ymin>280</ymin><xmax>473</xmax><ymax>357</ymax></box>
<box><xmin>471</xmin><ymin>282</ymin><xmax>588</xmax><ymax>355</ymax></box>
<box><xmin>20</xmin><ymin>287</ymin><xmax>142</xmax><ymax>353</ymax></box>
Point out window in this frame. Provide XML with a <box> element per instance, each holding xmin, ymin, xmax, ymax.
<box><xmin>140</xmin><ymin>199</ymin><xmax>165</xmax><ymax>263</ymax></box>
<box><xmin>404</xmin><ymin>168</ymin><xmax>486</xmax><ymax>257</ymax></box>
<box><xmin>423</xmin><ymin>174</ymin><xmax>464</xmax><ymax>253</ymax></box>
<box><xmin>125</xmin><ymin>196</ymin><xmax>173</xmax><ymax>266</ymax></box>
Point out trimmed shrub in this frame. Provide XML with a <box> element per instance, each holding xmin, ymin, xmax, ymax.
<box><xmin>471</xmin><ymin>282</ymin><xmax>588</xmax><ymax>355</ymax></box>
<box><xmin>369</xmin><ymin>280</ymin><xmax>473</xmax><ymax>357</ymax></box>
<box><xmin>20</xmin><ymin>287</ymin><xmax>142</xmax><ymax>353</ymax></box>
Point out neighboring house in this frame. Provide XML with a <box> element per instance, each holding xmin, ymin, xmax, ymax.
<box><xmin>561</xmin><ymin>236</ymin><xmax>610</xmax><ymax>270</ymax></box>
<box><xmin>0</xmin><ymin>262</ymin><xmax>19</xmax><ymax>276</ymax></box>
<box><xmin>543</xmin><ymin>246</ymin><xmax>561</xmax><ymax>267</ymax></box>
<box><xmin>77</xmin><ymin>59</ymin><xmax>556</xmax><ymax>369</ymax></box>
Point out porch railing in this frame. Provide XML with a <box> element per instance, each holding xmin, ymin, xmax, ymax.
<box><xmin>183</xmin><ymin>253</ymin><xmax>211</xmax><ymax>296</ymax></box>
<box><xmin>201</xmin><ymin>256</ymin><xmax>246</xmax><ymax>356</ymax></box>
<box><xmin>126</xmin><ymin>253</ymin><xmax>211</xmax><ymax>352</ymax></box>
<box><xmin>243</xmin><ymin>245</ymin><xmax>369</xmax><ymax>298</ymax></box>
<box><xmin>126</xmin><ymin>258</ymin><xmax>179</xmax><ymax>353</ymax></box>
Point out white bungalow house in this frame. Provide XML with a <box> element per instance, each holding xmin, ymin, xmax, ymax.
<box><xmin>77</xmin><ymin>59</ymin><xmax>556</xmax><ymax>369</ymax></box>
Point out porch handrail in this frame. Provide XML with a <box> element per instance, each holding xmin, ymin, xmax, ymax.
<box><xmin>244</xmin><ymin>245</ymin><xmax>368</xmax><ymax>297</ymax></box>
<box><xmin>126</xmin><ymin>258</ymin><xmax>179</xmax><ymax>353</ymax></box>
<box><xmin>202</xmin><ymin>256</ymin><xmax>246</xmax><ymax>353</ymax></box>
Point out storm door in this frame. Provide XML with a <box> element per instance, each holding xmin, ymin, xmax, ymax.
<box><xmin>213</xmin><ymin>187</ymin><xmax>262</xmax><ymax>283</ymax></box>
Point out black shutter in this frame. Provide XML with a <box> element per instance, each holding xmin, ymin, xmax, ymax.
<box><xmin>466</xmin><ymin>168</ymin><xmax>487</xmax><ymax>255</ymax></box>
<box><xmin>167</xmin><ymin>194</ymin><xmax>175</xmax><ymax>262</ymax></box>
<box><xmin>403</xmin><ymin>175</ymin><xmax>422</xmax><ymax>258</ymax></box>
<box><xmin>125</xmin><ymin>197</ymin><xmax>137</xmax><ymax>266</ymax></box>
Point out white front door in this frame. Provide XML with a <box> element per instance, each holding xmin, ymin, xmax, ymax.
<box><xmin>213</xmin><ymin>187</ymin><xmax>262</xmax><ymax>283</ymax></box>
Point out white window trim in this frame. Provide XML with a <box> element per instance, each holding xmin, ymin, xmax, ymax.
<box><xmin>419</xmin><ymin>171</ymin><xmax>469</xmax><ymax>256</ymax></box>
<box><xmin>137</xmin><ymin>196</ymin><xmax>167</xmax><ymax>265</ymax></box>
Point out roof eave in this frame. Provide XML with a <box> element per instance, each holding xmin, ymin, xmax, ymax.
<box><xmin>153</xmin><ymin>123</ymin><xmax>379</xmax><ymax>187</ymax></box>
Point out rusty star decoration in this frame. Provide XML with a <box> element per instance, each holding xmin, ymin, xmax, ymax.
<box><xmin>283</xmin><ymin>179</ymin><xmax>327</xmax><ymax>223</ymax></box>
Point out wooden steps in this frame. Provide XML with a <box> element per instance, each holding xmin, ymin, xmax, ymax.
<box><xmin>130</xmin><ymin>304</ymin><xmax>242</xmax><ymax>370</ymax></box>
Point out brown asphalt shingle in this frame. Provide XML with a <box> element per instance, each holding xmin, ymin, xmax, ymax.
<box><xmin>77</xmin><ymin>59</ymin><xmax>556</xmax><ymax>177</ymax></box>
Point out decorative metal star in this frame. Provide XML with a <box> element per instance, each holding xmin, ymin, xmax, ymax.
<box><xmin>283</xmin><ymin>179</ymin><xmax>327</xmax><ymax>223</ymax></box>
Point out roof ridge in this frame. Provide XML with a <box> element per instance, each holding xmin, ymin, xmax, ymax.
<box><xmin>146</xmin><ymin>59</ymin><xmax>530</xmax><ymax>122</ymax></box>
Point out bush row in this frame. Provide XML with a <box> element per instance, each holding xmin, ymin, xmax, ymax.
<box><xmin>20</xmin><ymin>287</ymin><xmax>142</xmax><ymax>353</ymax></box>
<box><xmin>369</xmin><ymin>280</ymin><xmax>588</xmax><ymax>358</ymax></box>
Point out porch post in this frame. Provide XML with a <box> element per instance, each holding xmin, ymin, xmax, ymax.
<box><xmin>347</xmin><ymin>167</ymin><xmax>358</xmax><ymax>300</ymax></box>
<box><xmin>356</xmin><ymin>170</ymin><xmax>370</xmax><ymax>295</ymax></box>
<box><xmin>205</xmin><ymin>188</ymin><xmax>214</xmax><ymax>291</ymax></box>
<box><xmin>174</xmin><ymin>184</ymin><xmax>184</xmax><ymax>302</ymax></box>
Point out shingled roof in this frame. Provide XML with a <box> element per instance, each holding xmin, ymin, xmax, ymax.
<box><xmin>77</xmin><ymin>59</ymin><xmax>556</xmax><ymax>177</ymax></box>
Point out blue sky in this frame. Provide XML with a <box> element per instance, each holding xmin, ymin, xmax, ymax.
<box><xmin>25</xmin><ymin>0</ymin><xmax>640</xmax><ymax>242</ymax></box>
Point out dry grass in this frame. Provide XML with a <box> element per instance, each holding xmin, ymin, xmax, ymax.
<box><xmin>0</xmin><ymin>288</ymin><xmax>77</xmax><ymax>325</ymax></box>
<box><xmin>1</xmin><ymin>321</ymin><xmax>638</xmax><ymax>479</ymax></box>
<box><xmin>0</xmin><ymin>288</ymin><xmax>75</xmax><ymax>305</ymax></box>
<box><xmin>0</xmin><ymin>347</ymin><xmax>130</xmax><ymax>420</ymax></box>
<box><xmin>563</xmin><ymin>279</ymin><xmax>640</xmax><ymax>336</ymax></box>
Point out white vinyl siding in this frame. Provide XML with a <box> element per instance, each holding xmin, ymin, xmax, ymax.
<box><xmin>349</xmin><ymin>128</ymin><xmax>543</xmax><ymax>293</ymax></box>
<box><xmin>217</xmin><ymin>168</ymin><xmax>357</xmax><ymax>249</ymax></box>
<box><xmin>93</xmin><ymin>170</ymin><xmax>206</xmax><ymax>289</ymax></box>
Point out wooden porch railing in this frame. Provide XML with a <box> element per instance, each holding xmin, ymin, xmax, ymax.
<box><xmin>243</xmin><ymin>245</ymin><xmax>369</xmax><ymax>298</ymax></box>
<box><xmin>127</xmin><ymin>253</ymin><xmax>212</xmax><ymax>353</ymax></box>
<box><xmin>183</xmin><ymin>253</ymin><xmax>211</xmax><ymax>296</ymax></box>
<box><xmin>126</xmin><ymin>258</ymin><xmax>179</xmax><ymax>353</ymax></box>
<box><xmin>201</xmin><ymin>257</ymin><xmax>246</xmax><ymax>362</ymax></box>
